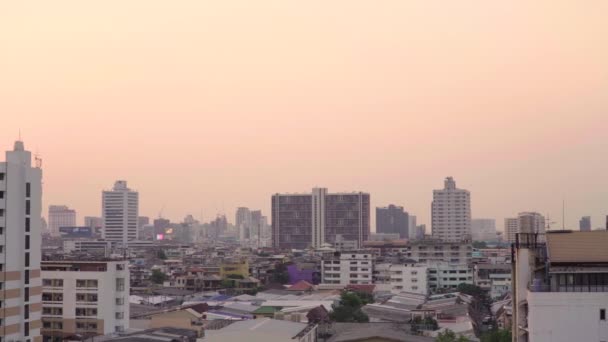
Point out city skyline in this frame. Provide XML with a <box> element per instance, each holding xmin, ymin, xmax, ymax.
<box><xmin>2</xmin><ymin>1</ymin><xmax>608</xmax><ymax>230</ymax></box>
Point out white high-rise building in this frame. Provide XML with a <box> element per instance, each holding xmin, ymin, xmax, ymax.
<box><xmin>471</xmin><ymin>218</ymin><xmax>497</xmax><ymax>241</ymax></box>
<box><xmin>102</xmin><ymin>181</ymin><xmax>138</xmax><ymax>246</ymax></box>
<box><xmin>431</xmin><ymin>177</ymin><xmax>471</xmax><ymax>242</ymax></box>
<box><xmin>504</xmin><ymin>218</ymin><xmax>519</xmax><ymax>243</ymax></box>
<box><xmin>235</xmin><ymin>207</ymin><xmax>252</xmax><ymax>241</ymax></box>
<box><xmin>48</xmin><ymin>205</ymin><xmax>76</xmax><ymax>237</ymax></box>
<box><xmin>0</xmin><ymin>140</ymin><xmax>43</xmax><ymax>340</ymax></box>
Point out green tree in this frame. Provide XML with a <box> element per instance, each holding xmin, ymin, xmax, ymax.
<box><xmin>150</xmin><ymin>269</ymin><xmax>167</xmax><ymax>284</ymax></box>
<box><xmin>226</xmin><ymin>274</ymin><xmax>244</xmax><ymax>279</ymax></box>
<box><xmin>329</xmin><ymin>292</ymin><xmax>370</xmax><ymax>323</ymax></box>
<box><xmin>221</xmin><ymin>279</ymin><xmax>236</xmax><ymax>288</ymax></box>
<box><xmin>272</xmin><ymin>262</ymin><xmax>290</xmax><ymax>284</ymax></box>
<box><xmin>435</xmin><ymin>330</ymin><xmax>470</xmax><ymax>342</ymax></box>
<box><xmin>481</xmin><ymin>329</ymin><xmax>512</xmax><ymax>342</ymax></box>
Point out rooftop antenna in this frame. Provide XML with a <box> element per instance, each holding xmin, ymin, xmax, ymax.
<box><xmin>562</xmin><ymin>200</ymin><xmax>566</xmax><ymax>230</ymax></box>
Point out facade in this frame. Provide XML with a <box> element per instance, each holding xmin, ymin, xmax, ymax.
<box><xmin>471</xmin><ymin>218</ymin><xmax>496</xmax><ymax>241</ymax></box>
<box><xmin>427</xmin><ymin>262</ymin><xmax>473</xmax><ymax>291</ymax></box>
<box><xmin>504</xmin><ymin>218</ymin><xmax>519</xmax><ymax>243</ymax></box>
<box><xmin>0</xmin><ymin>141</ymin><xmax>43</xmax><ymax>341</ymax></box>
<box><xmin>235</xmin><ymin>207</ymin><xmax>251</xmax><ymax>241</ymax></box>
<box><xmin>272</xmin><ymin>188</ymin><xmax>370</xmax><ymax>250</ymax></box>
<box><xmin>407</xmin><ymin>240</ymin><xmax>472</xmax><ymax>265</ymax></box>
<box><xmin>431</xmin><ymin>177</ymin><xmax>471</xmax><ymax>242</ymax></box>
<box><xmin>84</xmin><ymin>216</ymin><xmax>103</xmax><ymax>236</ymax></box>
<box><xmin>41</xmin><ymin>259</ymin><xmax>130</xmax><ymax>340</ymax></box>
<box><xmin>102</xmin><ymin>181</ymin><xmax>139</xmax><ymax>246</ymax></box>
<box><xmin>518</xmin><ymin>212</ymin><xmax>545</xmax><ymax>235</ymax></box>
<box><xmin>579</xmin><ymin>216</ymin><xmax>591</xmax><ymax>231</ymax></box>
<box><xmin>48</xmin><ymin>205</ymin><xmax>76</xmax><ymax>237</ymax></box>
<box><xmin>374</xmin><ymin>263</ymin><xmax>429</xmax><ymax>295</ymax></box>
<box><xmin>512</xmin><ymin>231</ymin><xmax>608</xmax><ymax>342</ymax></box>
<box><xmin>321</xmin><ymin>251</ymin><xmax>374</xmax><ymax>285</ymax></box>
<box><xmin>376</xmin><ymin>205</ymin><xmax>409</xmax><ymax>239</ymax></box>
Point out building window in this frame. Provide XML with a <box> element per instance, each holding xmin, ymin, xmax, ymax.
<box><xmin>25</xmin><ymin>217</ymin><xmax>30</xmax><ymax>232</ymax></box>
<box><xmin>0</xmin><ymin>209</ymin><xmax>4</xmax><ymax>217</ymax></box>
<box><xmin>25</xmin><ymin>270</ymin><xmax>29</xmax><ymax>285</ymax></box>
<box><xmin>0</xmin><ymin>191</ymin><xmax>3</xmax><ymax>199</ymax></box>
<box><xmin>24</xmin><ymin>304</ymin><xmax>29</xmax><ymax>319</ymax></box>
<box><xmin>26</xmin><ymin>182</ymin><xmax>30</xmax><ymax>198</ymax></box>
<box><xmin>0</xmin><ymin>173</ymin><xmax>4</xmax><ymax>180</ymax></box>
<box><xmin>24</xmin><ymin>287</ymin><xmax>29</xmax><ymax>302</ymax></box>
<box><xmin>24</xmin><ymin>321</ymin><xmax>29</xmax><ymax>336</ymax></box>
<box><xmin>25</xmin><ymin>253</ymin><xmax>30</xmax><ymax>267</ymax></box>
<box><xmin>25</xmin><ymin>200</ymin><xmax>30</xmax><ymax>215</ymax></box>
<box><xmin>601</xmin><ymin>309</ymin><xmax>606</xmax><ymax>321</ymax></box>
<box><xmin>25</xmin><ymin>235</ymin><xmax>30</xmax><ymax>250</ymax></box>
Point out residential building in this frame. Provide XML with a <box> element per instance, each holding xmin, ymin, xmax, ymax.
<box><xmin>407</xmin><ymin>240</ymin><xmax>472</xmax><ymax>265</ymax></box>
<box><xmin>321</xmin><ymin>251</ymin><xmax>374</xmax><ymax>285</ymax></box>
<box><xmin>512</xmin><ymin>230</ymin><xmax>608</xmax><ymax>342</ymax></box>
<box><xmin>431</xmin><ymin>177</ymin><xmax>471</xmax><ymax>242</ymax></box>
<box><xmin>235</xmin><ymin>207</ymin><xmax>251</xmax><ymax>241</ymax></box>
<box><xmin>84</xmin><ymin>216</ymin><xmax>103</xmax><ymax>236</ymax></box>
<box><xmin>48</xmin><ymin>205</ymin><xmax>76</xmax><ymax>237</ymax></box>
<box><xmin>102</xmin><ymin>181</ymin><xmax>139</xmax><ymax>246</ymax></box>
<box><xmin>0</xmin><ymin>140</ymin><xmax>43</xmax><ymax>341</ymax></box>
<box><xmin>518</xmin><ymin>212</ymin><xmax>545</xmax><ymax>235</ymax></box>
<box><xmin>415</xmin><ymin>224</ymin><xmax>426</xmax><ymax>240</ymax></box>
<box><xmin>474</xmin><ymin>263</ymin><xmax>512</xmax><ymax>299</ymax></box>
<box><xmin>376</xmin><ymin>205</ymin><xmax>409</xmax><ymax>239</ymax></box>
<box><xmin>471</xmin><ymin>218</ymin><xmax>497</xmax><ymax>241</ymax></box>
<box><xmin>272</xmin><ymin>188</ymin><xmax>370</xmax><ymax>250</ymax></box>
<box><xmin>579</xmin><ymin>216</ymin><xmax>591</xmax><ymax>232</ymax></box>
<box><xmin>427</xmin><ymin>262</ymin><xmax>473</xmax><ymax>291</ymax></box>
<box><xmin>219</xmin><ymin>259</ymin><xmax>249</xmax><ymax>279</ymax></box>
<box><xmin>504</xmin><ymin>218</ymin><xmax>519</xmax><ymax>243</ymax></box>
<box><xmin>374</xmin><ymin>263</ymin><xmax>429</xmax><ymax>295</ymax></box>
<box><xmin>41</xmin><ymin>259</ymin><xmax>130</xmax><ymax>340</ymax></box>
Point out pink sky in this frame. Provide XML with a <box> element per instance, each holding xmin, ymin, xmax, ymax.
<box><xmin>1</xmin><ymin>1</ymin><xmax>607</xmax><ymax>230</ymax></box>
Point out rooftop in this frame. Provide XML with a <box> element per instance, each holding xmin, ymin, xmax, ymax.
<box><xmin>546</xmin><ymin>230</ymin><xmax>608</xmax><ymax>263</ymax></box>
<box><xmin>204</xmin><ymin>318</ymin><xmax>310</xmax><ymax>342</ymax></box>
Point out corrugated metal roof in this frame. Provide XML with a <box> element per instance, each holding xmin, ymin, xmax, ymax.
<box><xmin>546</xmin><ymin>230</ymin><xmax>608</xmax><ymax>263</ymax></box>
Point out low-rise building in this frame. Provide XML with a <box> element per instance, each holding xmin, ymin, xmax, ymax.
<box><xmin>427</xmin><ymin>262</ymin><xmax>473</xmax><ymax>292</ymax></box>
<box><xmin>40</xmin><ymin>259</ymin><xmax>130</xmax><ymax>340</ymax></box>
<box><xmin>407</xmin><ymin>240</ymin><xmax>472</xmax><ymax>265</ymax></box>
<box><xmin>374</xmin><ymin>263</ymin><xmax>429</xmax><ymax>295</ymax></box>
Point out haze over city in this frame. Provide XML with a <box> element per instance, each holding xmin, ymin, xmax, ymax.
<box><xmin>2</xmin><ymin>1</ymin><xmax>608</xmax><ymax>230</ymax></box>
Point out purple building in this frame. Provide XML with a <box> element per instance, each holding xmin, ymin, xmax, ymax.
<box><xmin>287</xmin><ymin>263</ymin><xmax>320</xmax><ymax>285</ymax></box>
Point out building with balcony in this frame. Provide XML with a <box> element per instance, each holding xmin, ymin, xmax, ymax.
<box><xmin>427</xmin><ymin>262</ymin><xmax>473</xmax><ymax>292</ymax></box>
<box><xmin>40</xmin><ymin>259</ymin><xmax>130</xmax><ymax>341</ymax></box>
<box><xmin>407</xmin><ymin>240</ymin><xmax>472</xmax><ymax>265</ymax></box>
<box><xmin>512</xmin><ymin>231</ymin><xmax>608</xmax><ymax>342</ymax></box>
<box><xmin>374</xmin><ymin>263</ymin><xmax>429</xmax><ymax>295</ymax></box>
<box><xmin>431</xmin><ymin>177</ymin><xmax>471</xmax><ymax>242</ymax></box>
<box><xmin>321</xmin><ymin>251</ymin><xmax>374</xmax><ymax>285</ymax></box>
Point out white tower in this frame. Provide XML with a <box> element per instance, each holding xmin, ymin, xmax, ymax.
<box><xmin>431</xmin><ymin>177</ymin><xmax>472</xmax><ymax>242</ymax></box>
<box><xmin>0</xmin><ymin>140</ymin><xmax>43</xmax><ymax>340</ymax></box>
<box><xmin>102</xmin><ymin>181</ymin><xmax>139</xmax><ymax>246</ymax></box>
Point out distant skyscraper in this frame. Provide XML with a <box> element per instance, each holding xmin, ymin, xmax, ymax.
<box><xmin>504</xmin><ymin>217</ymin><xmax>519</xmax><ymax>243</ymax></box>
<box><xmin>471</xmin><ymin>218</ymin><xmax>497</xmax><ymax>241</ymax></box>
<box><xmin>579</xmin><ymin>216</ymin><xmax>591</xmax><ymax>231</ymax></box>
<box><xmin>415</xmin><ymin>224</ymin><xmax>426</xmax><ymax>239</ymax></box>
<box><xmin>208</xmin><ymin>215</ymin><xmax>228</xmax><ymax>240</ymax></box>
<box><xmin>376</xmin><ymin>205</ymin><xmax>409</xmax><ymax>239</ymax></box>
<box><xmin>48</xmin><ymin>205</ymin><xmax>76</xmax><ymax>237</ymax></box>
<box><xmin>138</xmin><ymin>216</ymin><xmax>149</xmax><ymax>228</ymax></box>
<box><xmin>0</xmin><ymin>140</ymin><xmax>43</xmax><ymax>340</ymax></box>
<box><xmin>431</xmin><ymin>177</ymin><xmax>471</xmax><ymax>242</ymax></box>
<box><xmin>84</xmin><ymin>216</ymin><xmax>103</xmax><ymax>230</ymax></box>
<box><xmin>102</xmin><ymin>180</ymin><xmax>139</xmax><ymax>245</ymax></box>
<box><xmin>236</xmin><ymin>207</ymin><xmax>252</xmax><ymax>240</ymax></box>
<box><xmin>272</xmin><ymin>187</ymin><xmax>370</xmax><ymax>250</ymax></box>
<box><xmin>518</xmin><ymin>212</ymin><xmax>546</xmax><ymax>235</ymax></box>
<box><xmin>250</xmin><ymin>210</ymin><xmax>263</xmax><ymax>239</ymax></box>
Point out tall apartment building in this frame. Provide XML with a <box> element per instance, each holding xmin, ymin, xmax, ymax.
<box><xmin>504</xmin><ymin>218</ymin><xmax>519</xmax><ymax>243</ymax></box>
<box><xmin>102</xmin><ymin>181</ymin><xmax>138</xmax><ymax>246</ymax></box>
<box><xmin>0</xmin><ymin>140</ymin><xmax>43</xmax><ymax>341</ymax></box>
<box><xmin>518</xmin><ymin>212</ymin><xmax>545</xmax><ymax>235</ymax></box>
<box><xmin>376</xmin><ymin>205</ymin><xmax>409</xmax><ymax>239</ymax></box>
<box><xmin>48</xmin><ymin>205</ymin><xmax>76</xmax><ymax>237</ymax></box>
<box><xmin>471</xmin><ymin>218</ymin><xmax>497</xmax><ymax>241</ymax></box>
<box><xmin>41</xmin><ymin>259</ymin><xmax>130</xmax><ymax>340</ymax></box>
<box><xmin>512</xmin><ymin>230</ymin><xmax>608</xmax><ymax>341</ymax></box>
<box><xmin>321</xmin><ymin>251</ymin><xmax>374</xmax><ymax>285</ymax></box>
<box><xmin>579</xmin><ymin>216</ymin><xmax>591</xmax><ymax>232</ymax></box>
<box><xmin>235</xmin><ymin>207</ymin><xmax>252</xmax><ymax>241</ymax></box>
<box><xmin>272</xmin><ymin>188</ymin><xmax>370</xmax><ymax>250</ymax></box>
<box><xmin>431</xmin><ymin>177</ymin><xmax>471</xmax><ymax>242</ymax></box>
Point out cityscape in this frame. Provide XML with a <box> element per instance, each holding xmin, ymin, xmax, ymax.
<box><xmin>2</xmin><ymin>2</ymin><xmax>608</xmax><ymax>342</ymax></box>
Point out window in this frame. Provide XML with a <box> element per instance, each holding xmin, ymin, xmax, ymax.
<box><xmin>116</xmin><ymin>264</ymin><xmax>124</xmax><ymax>271</ymax></box>
<box><xmin>25</xmin><ymin>235</ymin><xmax>30</xmax><ymax>250</ymax></box>
<box><xmin>601</xmin><ymin>309</ymin><xmax>606</xmax><ymax>321</ymax></box>
<box><xmin>0</xmin><ymin>191</ymin><xmax>3</xmax><ymax>199</ymax></box>
<box><xmin>115</xmin><ymin>312</ymin><xmax>124</xmax><ymax>319</ymax></box>
<box><xmin>25</xmin><ymin>200</ymin><xmax>30</xmax><ymax>215</ymax></box>
<box><xmin>24</xmin><ymin>304</ymin><xmax>29</xmax><ymax>319</ymax></box>
<box><xmin>24</xmin><ymin>321</ymin><xmax>29</xmax><ymax>337</ymax></box>
<box><xmin>26</xmin><ymin>183</ymin><xmax>30</xmax><ymax>197</ymax></box>
<box><xmin>24</xmin><ymin>287</ymin><xmax>29</xmax><ymax>302</ymax></box>
<box><xmin>0</xmin><ymin>173</ymin><xmax>4</xmax><ymax>180</ymax></box>
<box><xmin>0</xmin><ymin>209</ymin><xmax>4</xmax><ymax>217</ymax></box>
<box><xmin>25</xmin><ymin>270</ymin><xmax>29</xmax><ymax>285</ymax></box>
<box><xmin>25</xmin><ymin>217</ymin><xmax>30</xmax><ymax>232</ymax></box>
<box><xmin>25</xmin><ymin>253</ymin><xmax>30</xmax><ymax>267</ymax></box>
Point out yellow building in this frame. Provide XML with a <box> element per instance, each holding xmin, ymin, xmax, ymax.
<box><xmin>220</xmin><ymin>259</ymin><xmax>249</xmax><ymax>279</ymax></box>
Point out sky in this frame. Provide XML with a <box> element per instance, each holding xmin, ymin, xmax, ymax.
<box><xmin>1</xmin><ymin>1</ymin><xmax>607</xmax><ymax>231</ymax></box>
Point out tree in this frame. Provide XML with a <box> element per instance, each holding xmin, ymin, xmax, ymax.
<box><xmin>472</xmin><ymin>241</ymin><xmax>487</xmax><ymax>249</ymax></box>
<box><xmin>435</xmin><ymin>330</ymin><xmax>470</xmax><ymax>342</ymax></box>
<box><xmin>150</xmin><ymin>269</ymin><xmax>167</xmax><ymax>284</ymax></box>
<box><xmin>329</xmin><ymin>292</ymin><xmax>369</xmax><ymax>323</ymax></box>
<box><xmin>272</xmin><ymin>262</ymin><xmax>290</xmax><ymax>284</ymax></box>
<box><xmin>157</xmin><ymin>250</ymin><xmax>167</xmax><ymax>260</ymax></box>
<box><xmin>481</xmin><ymin>329</ymin><xmax>512</xmax><ymax>342</ymax></box>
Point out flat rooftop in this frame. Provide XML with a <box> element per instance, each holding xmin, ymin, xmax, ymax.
<box><xmin>546</xmin><ymin>230</ymin><xmax>608</xmax><ymax>263</ymax></box>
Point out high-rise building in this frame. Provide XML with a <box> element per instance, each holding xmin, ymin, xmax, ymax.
<box><xmin>272</xmin><ymin>188</ymin><xmax>370</xmax><ymax>250</ymax></box>
<box><xmin>48</xmin><ymin>205</ymin><xmax>76</xmax><ymax>237</ymax></box>
<box><xmin>471</xmin><ymin>218</ymin><xmax>497</xmax><ymax>241</ymax></box>
<box><xmin>0</xmin><ymin>140</ymin><xmax>43</xmax><ymax>340</ymax></box>
<box><xmin>518</xmin><ymin>212</ymin><xmax>546</xmax><ymax>235</ymax></box>
<box><xmin>579</xmin><ymin>216</ymin><xmax>591</xmax><ymax>232</ymax></box>
<box><xmin>376</xmin><ymin>205</ymin><xmax>409</xmax><ymax>239</ymax></box>
<box><xmin>235</xmin><ymin>207</ymin><xmax>252</xmax><ymax>240</ymax></box>
<box><xmin>102</xmin><ymin>181</ymin><xmax>139</xmax><ymax>246</ymax></box>
<box><xmin>504</xmin><ymin>217</ymin><xmax>519</xmax><ymax>243</ymax></box>
<box><xmin>431</xmin><ymin>177</ymin><xmax>471</xmax><ymax>242</ymax></box>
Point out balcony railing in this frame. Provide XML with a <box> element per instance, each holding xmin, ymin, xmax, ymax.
<box><xmin>528</xmin><ymin>283</ymin><xmax>608</xmax><ymax>293</ymax></box>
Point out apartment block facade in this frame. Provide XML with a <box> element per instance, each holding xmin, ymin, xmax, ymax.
<box><xmin>407</xmin><ymin>240</ymin><xmax>472</xmax><ymax>265</ymax></box>
<box><xmin>0</xmin><ymin>141</ymin><xmax>43</xmax><ymax>342</ymax></box>
<box><xmin>321</xmin><ymin>251</ymin><xmax>374</xmax><ymax>285</ymax></box>
<box><xmin>41</xmin><ymin>259</ymin><xmax>130</xmax><ymax>341</ymax></box>
<box><xmin>102</xmin><ymin>181</ymin><xmax>138</xmax><ymax>246</ymax></box>
<box><xmin>431</xmin><ymin>177</ymin><xmax>471</xmax><ymax>242</ymax></box>
<box><xmin>272</xmin><ymin>188</ymin><xmax>370</xmax><ymax>250</ymax></box>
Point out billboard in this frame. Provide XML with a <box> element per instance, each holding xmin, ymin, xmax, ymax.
<box><xmin>59</xmin><ymin>226</ymin><xmax>93</xmax><ymax>238</ymax></box>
